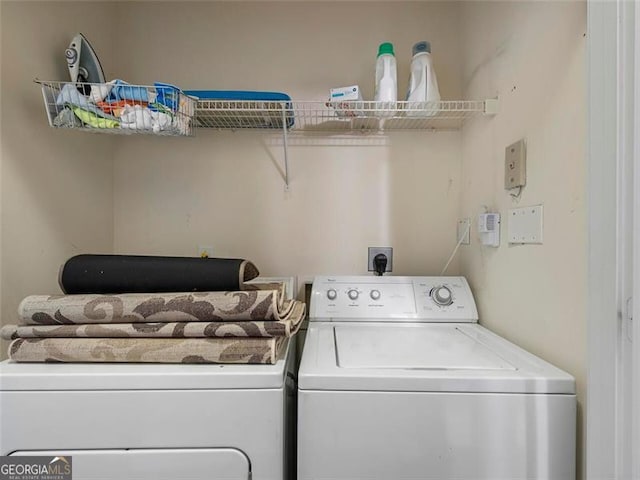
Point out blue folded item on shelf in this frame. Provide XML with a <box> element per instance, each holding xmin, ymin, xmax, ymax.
<box><xmin>107</xmin><ymin>80</ymin><xmax>150</xmax><ymax>103</ymax></box>
<box><xmin>184</xmin><ymin>90</ymin><xmax>294</xmax><ymax>128</ymax></box>
<box><xmin>153</xmin><ymin>82</ymin><xmax>182</xmax><ymax>112</ymax></box>
<box><xmin>184</xmin><ymin>90</ymin><xmax>292</xmax><ymax>102</ymax></box>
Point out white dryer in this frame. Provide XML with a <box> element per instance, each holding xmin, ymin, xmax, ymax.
<box><xmin>298</xmin><ymin>276</ymin><xmax>576</xmax><ymax>480</ymax></box>
<box><xmin>0</xmin><ymin>344</ymin><xmax>295</xmax><ymax>480</ymax></box>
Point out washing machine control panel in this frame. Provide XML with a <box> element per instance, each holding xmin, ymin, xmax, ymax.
<box><xmin>311</xmin><ymin>276</ymin><xmax>478</xmax><ymax>322</ymax></box>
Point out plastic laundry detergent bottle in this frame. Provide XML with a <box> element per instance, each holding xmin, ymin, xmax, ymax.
<box><xmin>374</xmin><ymin>42</ymin><xmax>397</xmax><ymax>117</ymax></box>
<box><xmin>406</xmin><ymin>41</ymin><xmax>441</xmax><ymax>117</ymax></box>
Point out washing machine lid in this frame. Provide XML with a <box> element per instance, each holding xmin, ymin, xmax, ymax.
<box><xmin>0</xmin><ymin>339</ymin><xmax>292</xmax><ymax>391</ymax></box>
<box><xmin>298</xmin><ymin>323</ymin><xmax>575</xmax><ymax>394</ymax></box>
<box><xmin>335</xmin><ymin>324</ymin><xmax>516</xmax><ymax>370</ymax></box>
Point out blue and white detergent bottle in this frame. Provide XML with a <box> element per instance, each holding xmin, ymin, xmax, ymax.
<box><xmin>406</xmin><ymin>41</ymin><xmax>441</xmax><ymax>117</ymax></box>
<box><xmin>374</xmin><ymin>42</ymin><xmax>397</xmax><ymax>117</ymax></box>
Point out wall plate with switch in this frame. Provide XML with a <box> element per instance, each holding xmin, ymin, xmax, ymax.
<box><xmin>367</xmin><ymin>247</ymin><xmax>393</xmax><ymax>273</ymax></box>
<box><xmin>478</xmin><ymin>213</ymin><xmax>500</xmax><ymax>247</ymax></box>
<box><xmin>505</xmin><ymin>139</ymin><xmax>526</xmax><ymax>190</ymax></box>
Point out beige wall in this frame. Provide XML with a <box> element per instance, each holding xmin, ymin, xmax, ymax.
<box><xmin>0</xmin><ymin>4</ymin><xmax>588</xmax><ymax>475</ymax></box>
<box><xmin>459</xmin><ymin>1</ymin><xmax>587</xmax><ymax>477</ymax></box>
<box><xmin>0</xmin><ymin>2</ymin><xmax>116</xmax><ymax>356</ymax></box>
<box><xmin>112</xmin><ymin>2</ymin><xmax>465</xmax><ymax>279</ymax></box>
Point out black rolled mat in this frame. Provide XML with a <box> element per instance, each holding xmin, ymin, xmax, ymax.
<box><xmin>59</xmin><ymin>254</ymin><xmax>260</xmax><ymax>294</ymax></box>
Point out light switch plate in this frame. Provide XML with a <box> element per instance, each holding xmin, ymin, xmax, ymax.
<box><xmin>505</xmin><ymin>139</ymin><xmax>526</xmax><ymax>189</ymax></box>
<box><xmin>508</xmin><ymin>205</ymin><xmax>543</xmax><ymax>244</ymax></box>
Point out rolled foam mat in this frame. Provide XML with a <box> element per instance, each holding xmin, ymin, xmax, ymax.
<box><xmin>59</xmin><ymin>254</ymin><xmax>259</xmax><ymax>294</ymax></box>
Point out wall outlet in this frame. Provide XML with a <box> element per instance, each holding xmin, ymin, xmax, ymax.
<box><xmin>505</xmin><ymin>139</ymin><xmax>526</xmax><ymax>189</ymax></box>
<box><xmin>197</xmin><ymin>245</ymin><xmax>214</xmax><ymax>258</ymax></box>
<box><xmin>368</xmin><ymin>247</ymin><xmax>393</xmax><ymax>273</ymax></box>
<box><xmin>457</xmin><ymin>218</ymin><xmax>471</xmax><ymax>245</ymax></box>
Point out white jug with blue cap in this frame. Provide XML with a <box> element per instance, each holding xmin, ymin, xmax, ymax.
<box><xmin>406</xmin><ymin>41</ymin><xmax>440</xmax><ymax>117</ymax></box>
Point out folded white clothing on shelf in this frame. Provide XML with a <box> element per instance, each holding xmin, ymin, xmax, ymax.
<box><xmin>119</xmin><ymin>104</ymin><xmax>173</xmax><ymax>133</ymax></box>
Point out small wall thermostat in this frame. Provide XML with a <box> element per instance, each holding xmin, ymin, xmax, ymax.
<box><xmin>478</xmin><ymin>213</ymin><xmax>500</xmax><ymax>247</ymax></box>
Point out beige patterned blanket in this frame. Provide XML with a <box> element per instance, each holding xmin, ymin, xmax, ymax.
<box><xmin>18</xmin><ymin>284</ymin><xmax>294</xmax><ymax>326</ymax></box>
<box><xmin>8</xmin><ymin>337</ymin><xmax>287</xmax><ymax>364</ymax></box>
<box><xmin>7</xmin><ymin>282</ymin><xmax>303</xmax><ymax>364</ymax></box>
<box><xmin>2</xmin><ymin>301</ymin><xmax>305</xmax><ymax>339</ymax></box>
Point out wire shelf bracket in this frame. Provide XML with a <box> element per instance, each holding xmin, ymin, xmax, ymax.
<box><xmin>281</xmin><ymin>107</ymin><xmax>290</xmax><ymax>190</ymax></box>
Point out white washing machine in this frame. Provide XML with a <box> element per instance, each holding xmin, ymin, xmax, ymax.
<box><xmin>298</xmin><ymin>276</ymin><xmax>576</xmax><ymax>480</ymax></box>
<box><xmin>0</xmin><ymin>343</ymin><xmax>295</xmax><ymax>480</ymax></box>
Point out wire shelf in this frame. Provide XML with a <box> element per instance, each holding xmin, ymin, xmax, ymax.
<box><xmin>193</xmin><ymin>99</ymin><xmax>497</xmax><ymax>133</ymax></box>
<box><xmin>194</xmin><ymin>99</ymin><xmax>295</xmax><ymax>130</ymax></box>
<box><xmin>35</xmin><ymin>82</ymin><xmax>497</xmax><ymax>189</ymax></box>
<box><xmin>36</xmin><ymin>80</ymin><xmax>196</xmax><ymax>136</ymax></box>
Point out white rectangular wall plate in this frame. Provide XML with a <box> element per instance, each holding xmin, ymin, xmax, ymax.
<box><xmin>508</xmin><ymin>205</ymin><xmax>543</xmax><ymax>244</ymax></box>
<box><xmin>457</xmin><ymin>218</ymin><xmax>471</xmax><ymax>245</ymax></box>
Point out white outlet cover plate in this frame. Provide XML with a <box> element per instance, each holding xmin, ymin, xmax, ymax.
<box><xmin>457</xmin><ymin>219</ymin><xmax>470</xmax><ymax>245</ymax></box>
<box><xmin>508</xmin><ymin>205</ymin><xmax>543</xmax><ymax>244</ymax></box>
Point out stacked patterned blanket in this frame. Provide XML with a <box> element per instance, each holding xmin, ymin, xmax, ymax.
<box><xmin>1</xmin><ymin>256</ymin><xmax>305</xmax><ymax>365</ymax></box>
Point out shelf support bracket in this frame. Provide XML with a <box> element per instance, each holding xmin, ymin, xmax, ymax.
<box><xmin>281</xmin><ymin>104</ymin><xmax>290</xmax><ymax>191</ymax></box>
<box><xmin>484</xmin><ymin>98</ymin><xmax>499</xmax><ymax>115</ymax></box>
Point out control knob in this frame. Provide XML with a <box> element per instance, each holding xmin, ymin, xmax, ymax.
<box><xmin>348</xmin><ymin>289</ymin><xmax>359</xmax><ymax>300</ymax></box>
<box><xmin>431</xmin><ymin>285</ymin><xmax>453</xmax><ymax>306</ymax></box>
<box><xmin>327</xmin><ymin>289</ymin><xmax>337</xmax><ymax>301</ymax></box>
<box><xmin>370</xmin><ymin>289</ymin><xmax>381</xmax><ymax>300</ymax></box>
